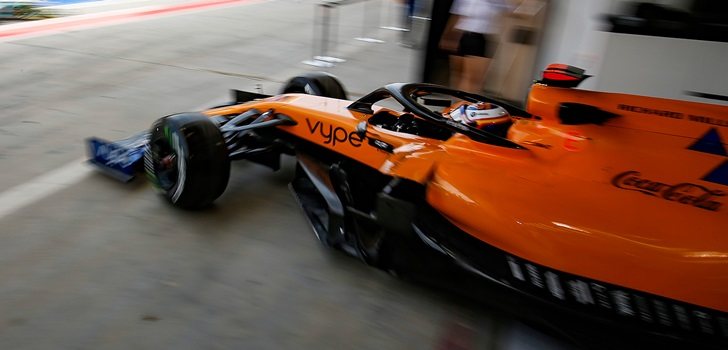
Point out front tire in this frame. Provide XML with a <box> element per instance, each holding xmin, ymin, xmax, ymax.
<box><xmin>145</xmin><ymin>113</ymin><xmax>230</xmax><ymax>209</ymax></box>
<box><xmin>281</xmin><ymin>72</ymin><xmax>348</xmax><ymax>99</ymax></box>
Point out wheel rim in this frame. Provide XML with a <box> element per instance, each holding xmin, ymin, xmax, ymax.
<box><xmin>151</xmin><ymin>138</ymin><xmax>178</xmax><ymax>191</ymax></box>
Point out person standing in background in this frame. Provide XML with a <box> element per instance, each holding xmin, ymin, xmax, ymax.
<box><xmin>439</xmin><ymin>0</ymin><xmax>513</xmax><ymax>93</ymax></box>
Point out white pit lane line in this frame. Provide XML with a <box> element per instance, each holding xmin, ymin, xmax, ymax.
<box><xmin>0</xmin><ymin>94</ymin><xmax>272</xmax><ymax>220</ymax></box>
<box><xmin>0</xmin><ymin>17</ymin><xmax>403</xmax><ymax>220</ymax></box>
<box><xmin>0</xmin><ymin>99</ymin><xmax>222</xmax><ymax>220</ymax></box>
<box><xmin>0</xmin><ymin>90</ymin><xmax>236</xmax><ymax>220</ymax></box>
<box><xmin>0</xmin><ymin>159</ymin><xmax>93</xmax><ymax>220</ymax></box>
<box><xmin>0</xmin><ymin>68</ymin><xmax>371</xmax><ymax>221</ymax></box>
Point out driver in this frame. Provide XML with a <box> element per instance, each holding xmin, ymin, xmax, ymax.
<box><xmin>445</xmin><ymin>101</ymin><xmax>512</xmax><ymax>137</ymax></box>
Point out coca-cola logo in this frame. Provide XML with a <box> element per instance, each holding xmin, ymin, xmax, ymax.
<box><xmin>612</xmin><ymin>171</ymin><xmax>725</xmax><ymax>212</ymax></box>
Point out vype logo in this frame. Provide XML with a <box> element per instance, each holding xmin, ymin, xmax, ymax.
<box><xmin>612</xmin><ymin>171</ymin><xmax>725</xmax><ymax>212</ymax></box>
<box><xmin>305</xmin><ymin>118</ymin><xmax>364</xmax><ymax>147</ymax></box>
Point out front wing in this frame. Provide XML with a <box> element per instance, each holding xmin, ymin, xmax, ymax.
<box><xmin>86</xmin><ymin>132</ymin><xmax>149</xmax><ymax>182</ymax></box>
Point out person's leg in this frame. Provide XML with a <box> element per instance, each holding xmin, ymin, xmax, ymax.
<box><xmin>449</xmin><ymin>55</ymin><xmax>464</xmax><ymax>90</ymax></box>
<box><xmin>456</xmin><ymin>32</ymin><xmax>490</xmax><ymax>93</ymax></box>
<box><xmin>446</xmin><ymin>29</ymin><xmax>469</xmax><ymax>90</ymax></box>
<box><xmin>461</xmin><ymin>56</ymin><xmax>491</xmax><ymax>93</ymax></box>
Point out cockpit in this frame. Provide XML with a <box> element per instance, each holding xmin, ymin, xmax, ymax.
<box><xmin>348</xmin><ymin>83</ymin><xmax>528</xmax><ymax>149</ymax></box>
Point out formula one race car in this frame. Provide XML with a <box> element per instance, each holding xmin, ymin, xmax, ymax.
<box><xmin>87</xmin><ymin>65</ymin><xmax>728</xmax><ymax>348</ymax></box>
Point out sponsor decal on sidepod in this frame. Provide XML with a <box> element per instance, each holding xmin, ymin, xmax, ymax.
<box><xmin>612</xmin><ymin>171</ymin><xmax>724</xmax><ymax>212</ymax></box>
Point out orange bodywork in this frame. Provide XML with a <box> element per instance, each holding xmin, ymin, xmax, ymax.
<box><xmin>206</xmin><ymin>84</ymin><xmax>728</xmax><ymax>312</ymax></box>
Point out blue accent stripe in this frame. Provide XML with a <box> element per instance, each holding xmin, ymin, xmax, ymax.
<box><xmin>688</xmin><ymin>128</ymin><xmax>727</xmax><ymax>157</ymax></box>
<box><xmin>703</xmin><ymin>159</ymin><xmax>728</xmax><ymax>186</ymax></box>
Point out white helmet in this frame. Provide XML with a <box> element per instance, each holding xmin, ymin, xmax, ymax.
<box><xmin>448</xmin><ymin>102</ymin><xmax>511</xmax><ymax>131</ymax></box>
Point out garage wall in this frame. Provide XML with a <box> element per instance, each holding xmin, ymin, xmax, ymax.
<box><xmin>532</xmin><ymin>0</ymin><xmax>617</xmax><ymax>90</ymax></box>
<box><xmin>532</xmin><ymin>0</ymin><xmax>707</xmax><ymax>94</ymax></box>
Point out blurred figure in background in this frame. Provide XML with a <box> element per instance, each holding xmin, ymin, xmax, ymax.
<box><xmin>404</xmin><ymin>0</ymin><xmax>417</xmax><ymax>28</ymax></box>
<box><xmin>439</xmin><ymin>0</ymin><xmax>513</xmax><ymax>93</ymax></box>
<box><xmin>398</xmin><ymin>0</ymin><xmax>419</xmax><ymax>47</ymax></box>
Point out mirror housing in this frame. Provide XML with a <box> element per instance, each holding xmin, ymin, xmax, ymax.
<box><xmin>539</xmin><ymin>64</ymin><xmax>591</xmax><ymax>88</ymax></box>
<box><xmin>355</xmin><ymin>121</ymin><xmax>367</xmax><ymax>138</ymax></box>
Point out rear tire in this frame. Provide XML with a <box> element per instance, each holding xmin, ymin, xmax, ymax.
<box><xmin>281</xmin><ymin>72</ymin><xmax>348</xmax><ymax>99</ymax></box>
<box><xmin>145</xmin><ymin>113</ymin><xmax>230</xmax><ymax>209</ymax></box>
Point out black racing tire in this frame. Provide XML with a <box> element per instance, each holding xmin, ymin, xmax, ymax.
<box><xmin>144</xmin><ymin>113</ymin><xmax>230</xmax><ymax>209</ymax></box>
<box><xmin>281</xmin><ymin>72</ymin><xmax>348</xmax><ymax>99</ymax></box>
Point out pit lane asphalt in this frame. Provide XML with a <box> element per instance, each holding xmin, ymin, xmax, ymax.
<box><xmin>0</xmin><ymin>1</ymin><xmax>572</xmax><ymax>348</ymax></box>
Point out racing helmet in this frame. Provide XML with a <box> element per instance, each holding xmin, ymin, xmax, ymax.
<box><xmin>447</xmin><ymin>102</ymin><xmax>512</xmax><ymax>135</ymax></box>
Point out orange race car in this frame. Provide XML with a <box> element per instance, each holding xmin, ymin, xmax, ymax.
<box><xmin>87</xmin><ymin>65</ymin><xmax>728</xmax><ymax>348</ymax></box>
